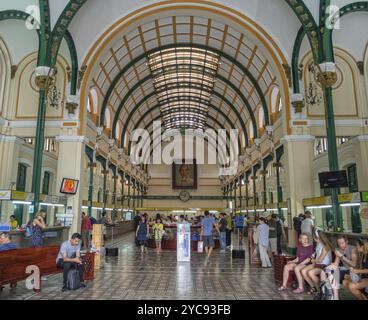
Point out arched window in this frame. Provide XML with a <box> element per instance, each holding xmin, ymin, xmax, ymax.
<box><xmin>105</xmin><ymin>108</ymin><xmax>111</xmax><ymax>129</ymax></box>
<box><xmin>115</xmin><ymin>121</ymin><xmax>121</xmax><ymax>139</ymax></box>
<box><xmin>87</xmin><ymin>88</ymin><xmax>99</xmax><ymax>114</ymax></box>
<box><xmin>259</xmin><ymin>108</ymin><xmax>265</xmax><ymax>128</ymax></box>
<box><xmin>249</xmin><ymin>122</ymin><xmax>254</xmax><ymax>140</ymax></box>
<box><xmin>270</xmin><ymin>86</ymin><xmax>280</xmax><ymax>114</ymax></box>
<box><xmin>278</xmin><ymin>96</ymin><xmax>283</xmax><ymax>112</ymax></box>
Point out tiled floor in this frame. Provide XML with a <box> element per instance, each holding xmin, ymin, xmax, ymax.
<box><xmin>0</xmin><ymin>233</ymin><xmax>313</xmax><ymax>300</ymax></box>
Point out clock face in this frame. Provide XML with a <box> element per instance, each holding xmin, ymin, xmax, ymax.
<box><xmin>179</xmin><ymin>191</ymin><xmax>190</xmax><ymax>202</ymax></box>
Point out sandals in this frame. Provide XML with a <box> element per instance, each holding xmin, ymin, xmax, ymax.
<box><xmin>307</xmin><ymin>287</ymin><xmax>317</xmax><ymax>295</ymax></box>
<box><xmin>293</xmin><ymin>288</ymin><xmax>304</xmax><ymax>294</ymax></box>
<box><xmin>277</xmin><ymin>286</ymin><xmax>287</xmax><ymax>291</ymax></box>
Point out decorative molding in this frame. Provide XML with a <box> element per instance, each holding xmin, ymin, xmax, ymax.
<box><xmin>8</xmin><ymin>120</ymin><xmax>64</xmax><ymax>128</ymax></box>
<box><xmin>357</xmin><ymin>135</ymin><xmax>368</xmax><ymax>142</ymax></box>
<box><xmin>55</xmin><ymin>136</ymin><xmax>89</xmax><ymax>144</ymax></box>
<box><xmin>0</xmin><ymin>134</ymin><xmax>24</xmax><ymax>145</ymax></box>
<box><xmin>281</xmin><ymin>135</ymin><xmax>315</xmax><ymax>144</ymax></box>
<box><xmin>308</xmin><ymin>119</ymin><xmax>366</xmax><ymax>127</ymax></box>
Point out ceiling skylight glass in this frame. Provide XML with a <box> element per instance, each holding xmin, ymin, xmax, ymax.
<box><xmin>148</xmin><ymin>47</ymin><xmax>220</xmax><ymax>130</ymax></box>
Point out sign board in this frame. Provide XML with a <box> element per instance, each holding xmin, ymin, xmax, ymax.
<box><xmin>338</xmin><ymin>192</ymin><xmax>361</xmax><ymax>204</ymax></box>
<box><xmin>177</xmin><ymin>223</ymin><xmax>191</xmax><ymax>262</ymax></box>
<box><xmin>0</xmin><ymin>223</ymin><xmax>11</xmax><ymax>232</ymax></box>
<box><xmin>303</xmin><ymin>196</ymin><xmax>332</xmax><ymax>207</ymax></box>
<box><xmin>0</xmin><ymin>190</ymin><xmax>11</xmax><ymax>200</ymax></box>
<box><xmin>362</xmin><ymin>192</ymin><xmax>368</xmax><ymax>203</ymax></box>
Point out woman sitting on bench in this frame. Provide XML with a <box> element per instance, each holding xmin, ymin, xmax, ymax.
<box><xmin>300</xmin><ymin>230</ymin><xmax>332</xmax><ymax>295</ymax></box>
<box><xmin>343</xmin><ymin>239</ymin><xmax>368</xmax><ymax>300</ymax></box>
<box><xmin>278</xmin><ymin>233</ymin><xmax>314</xmax><ymax>294</ymax></box>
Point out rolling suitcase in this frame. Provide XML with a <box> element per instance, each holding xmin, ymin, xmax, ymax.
<box><xmin>66</xmin><ymin>269</ymin><xmax>81</xmax><ymax>290</ymax></box>
<box><xmin>231</xmin><ymin>228</ymin><xmax>245</xmax><ymax>259</ymax></box>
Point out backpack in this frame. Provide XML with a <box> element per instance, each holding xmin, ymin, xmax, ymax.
<box><xmin>66</xmin><ymin>269</ymin><xmax>81</xmax><ymax>291</ymax></box>
<box><xmin>314</xmin><ymin>281</ymin><xmax>333</xmax><ymax>300</ymax></box>
<box><xmin>276</xmin><ymin>220</ymin><xmax>283</xmax><ymax>236</ymax></box>
<box><xmin>25</xmin><ymin>224</ymin><xmax>33</xmax><ymax>238</ymax></box>
<box><xmin>293</xmin><ymin>217</ymin><xmax>302</xmax><ymax>234</ymax></box>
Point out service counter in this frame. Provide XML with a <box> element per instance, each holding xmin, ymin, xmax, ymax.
<box><xmin>105</xmin><ymin>220</ymin><xmax>135</xmax><ymax>241</ymax></box>
<box><xmin>9</xmin><ymin>226</ymin><xmax>70</xmax><ymax>248</ymax></box>
<box><xmin>147</xmin><ymin>224</ymin><xmax>220</xmax><ymax>251</ymax></box>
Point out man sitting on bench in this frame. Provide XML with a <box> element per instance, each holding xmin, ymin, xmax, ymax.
<box><xmin>56</xmin><ymin>233</ymin><xmax>86</xmax><ymax>292</ymax></box>
<box><xmin>0</xmin><ymin>232</ymin><xmax>17</xmax><ymax>252</ymax></box>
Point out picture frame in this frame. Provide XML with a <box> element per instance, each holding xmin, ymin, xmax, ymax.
<box><xmin>172</xmin><ymin>159</ymin><xmax>197</xmax><ymax>190</ymax></box>
<box><xmin>60</xmin><ymin>178</ymin><xmax>79</xmax><ymax>195</ymax></box>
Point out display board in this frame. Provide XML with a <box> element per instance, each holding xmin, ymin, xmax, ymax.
<box><xmin>177</xmin><ymin>223</ymin><xmax>191</xmax><ymax>262</ymax></box>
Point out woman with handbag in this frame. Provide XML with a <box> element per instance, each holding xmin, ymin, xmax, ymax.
<box><xmin>300</xmin><ymin>230</ymin><xmax>332</xmax><ymax>295</ymax></box>
<box><xmin>343</xmin><ymin>239</ymin><xmax>368</xmax><ymax>300</ymax></box>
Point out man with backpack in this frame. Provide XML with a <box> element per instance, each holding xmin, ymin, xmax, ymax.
<box><xmin>56</xmin><ymin>233</ymin><xmax>86</xmax><ymax>292</ymax></box>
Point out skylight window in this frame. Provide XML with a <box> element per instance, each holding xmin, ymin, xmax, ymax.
<box><xmin>148</xmin><ymin>47</ymin><xmax>220</xmax><ymax>130</ymax></box>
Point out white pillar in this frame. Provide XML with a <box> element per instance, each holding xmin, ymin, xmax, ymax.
<box><xmin>281</xmin><ymin>135</ymin><xmax>315</xmax><ymax>249</ymax></box>
<box><xmin>55</xmin><ymin>136</ymin><xmax>89</xmax><ymax>236</ymax></box>
<box><xmin>354</xmin><ymin>135</ymin><xmax>368</xmax><ymax>190</ymax></box>
<box><xmin>0</xmin><ymin>135</ymin><xmax>24</xmax><ymax>222</ymax></box>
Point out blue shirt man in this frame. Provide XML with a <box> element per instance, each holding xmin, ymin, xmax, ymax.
<box><xmin>202</xmin><ymin>216</ymin><xmax>215</xmax><ymax>236</ymax></box>
<box><xmin>234</xmin><ymin>215</ymin><xmax>245</xmax><ymax>228</ymax></box>
<box><xmin>0</xmin><ymin>233</ymin><xmax>16</xmax><ymax>252</ymax></box>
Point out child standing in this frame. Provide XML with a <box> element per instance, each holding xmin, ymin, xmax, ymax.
<box><xmin>153</xmin><ymin>218</ymin><xmax>164</xmax><ymax>254</ymax></box>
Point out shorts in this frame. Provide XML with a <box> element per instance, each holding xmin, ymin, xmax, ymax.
<box><xmin>235</xmin><ymin>227</ymin><xmax>244</xmax><ymax>234</ymax></box>
<box><xmin>269</xmin><ymin>238</ymin><xmax>277</xmax><ymax>253</ymax></box>
<box><xmin>203</xmin><ymin>235</ymin><xmax>214</xmax><ymax>248</ymax></box>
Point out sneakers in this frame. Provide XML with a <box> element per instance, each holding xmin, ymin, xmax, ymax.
<box><xmin>80</xmin><ymin>282</ymin><xmax>86</xmax><ymax>289</ymax></box>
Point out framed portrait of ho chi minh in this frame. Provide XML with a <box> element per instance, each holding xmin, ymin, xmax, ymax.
<box><xmin>172</xmin><ymin>159</ymin><xmax>198</xmax><ymax>190</ymax></box>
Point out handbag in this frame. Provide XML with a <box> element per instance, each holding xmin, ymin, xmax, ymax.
<box><xmin>350</xmin><ymin>271</ymin><xmax>361</xmax><ymax>283</ymax></box>
<box><xmin>197</xmin><ymin>241</ymin><xmax>204</xmax><ymax>253</ymax></box>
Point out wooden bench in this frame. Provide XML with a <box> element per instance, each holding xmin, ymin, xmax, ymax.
<box><xmin>0</xmin><ymin>246</ymin><xmax>61</xmax><ymax>292</ymax></box>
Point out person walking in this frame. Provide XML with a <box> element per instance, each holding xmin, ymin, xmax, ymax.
<box><xmin>266</xmin><ymin>212</ymin><xmax>277</xmax><ymax>256</ymax></box>
<box><xmin>226</xmin><ymin>213</ymin><xmax>232</xmax><ymax>248</ymax></box>
<box><xmin>30</xmin><ymin>210</ymin><xmax>47</xmax><ymax>248</ymax></box>
<box><xmin>136</xmin><ymin>216</ymin><xmax>149</xmax><ymax>253</ymax></box>
<box><xmin>301</xmin><ymin>211</ymin><xmax>314</xmax><ymax>244</ymax></box>
<box><xmin>257</xmin><ymin>217</ymin><xmax>272</xmax><ymax>268</ymax></box>
<box><xmin>134</xmin><ymin>212</ymin><xmax>142</xmax><ymax>246</ymax></box>
<box><xmin>218</xmin><ymin>213</ymin><xmax>227</xmax><ymax>252</ymax></box>
<box><xmin>201</xmin><ymin>210</ymin><xmax>219</xmax><ymax>258</ymax></box>
<box><xmin>81</xmin><ymin>212</ymin><xmax>92</xmax><ymax>249</ymax></box>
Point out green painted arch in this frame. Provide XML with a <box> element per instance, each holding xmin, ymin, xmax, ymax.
<box><xmin>48</xmin><ymin>0</ymin><xmax>87</xmax><ymax>66</ymax></box>
<box><xmin>63</xmin><ymin>30</ymin><xmax>79</xmax><ymax>95</ymax></box>
<box><xmin>112</xmin><ymin>75</ymin><xmax>258</xmax><ymax>141</ymax></box>
<box><xmin>137</xmin><ymin>115</ymin><xmax>234</xmax><ymax>164</ymax></box>
<box><xmin>101</xmin><ymin>43</ymin><xmax>269</xmax><ymax>128</ymax></box>
<box><xmin>125</xmin><ymin>100</ymin><xmax>247</xmax><ymax>151</ymax></box>
<box><xmin>284</xmin><ymin>0</ymin><xmax>322</xmax><ymax>62</ymax></box>
<box><xmin>0</xmin><ymin>9</ymin><xmax>79</xmax><ymax>95</ymax></box>
<box><xmin>119</xmin><ymin>87</ymin><xmax>252</xmax><ymax>145</ymax></box>
<box><xmin>291</xmin><ymin>1</ymin><xmax>368</xmax><ymax>94</ymax></box>
<box><xmin>126</xmin><ymin>104</ymin><xmax>241</xmax><ymax>152</ymax></box>
<box><xmin>118</xmin><ymin>83</ymin><xmax>251</xmax><ymax>145</ymax></box>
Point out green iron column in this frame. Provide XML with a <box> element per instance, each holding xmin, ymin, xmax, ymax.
<box><xmin>121</xmin><ymin>171</ymin><xmax>125</xmax><ymax>208</ymax></box>
<box><xmin>127</xmin><ymin>177</ymin><xmax>131</xmax><ymax>209</ymax></box>
<box><xmin>239</xmin><ymin>176</ymin><xmax>243</xmax><ymax>212</ymax></box>
<box><xmin>233</xmin><ymin>180</ymin><xmax>237</xmax><ymax>213</ymax></box>
<box><xmin>324</xmin><ymin>84</ymin><xmax>342</xmax><ymax>230</ymax></box>
<box><xmin>275</xmin><ymin>162</ymin><xmax>283</xmax><ymax>220</ymax></box>
<box><xmin>31</xmin><ymin>89</ymin><xmax>47</xmax><ymax>215</ymax></box>
<box><xmin>132</xmin><ymin>180</ymin><xmax>136</xmax><ymax>211</ymax></box>
<box><xmin>88</xmin><ymin>162</ymin><xmax>94</xmax><ymax>217</ymax></box>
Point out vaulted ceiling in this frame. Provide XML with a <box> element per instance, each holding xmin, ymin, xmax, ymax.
<box><xmin>90</xmin><ymin>15</ymin><xmax>279</xmax><ymax>149</ymax></box>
